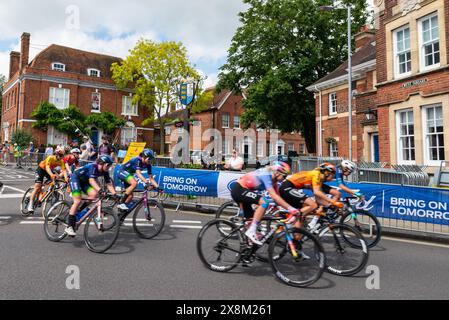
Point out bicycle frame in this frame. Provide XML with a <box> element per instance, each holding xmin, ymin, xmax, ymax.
<box><xmin>76</xmin><ymin>197</ymin><xmax>105</xmax><ymax>231</ymax></box>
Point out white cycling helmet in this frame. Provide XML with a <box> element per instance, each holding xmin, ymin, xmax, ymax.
<box><xmin>70</xmin><ymin>148</ymin><xmax>81</xmax><ymax>154</ymax></box>
<box><xmin>341</xmin><ymin>160</ymin><xmax>357</xmax><ymax>174</ymax></box>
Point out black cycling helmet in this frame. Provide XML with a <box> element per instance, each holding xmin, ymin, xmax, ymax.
<box><xmin>141</xmin><ymin>149</ymin><xmax>155</xmax><ymax>160</ymax></box>
<box><xmin>97</xmin><ymin>155</ymin><xmax>114</xmax><ymax>165</ymax></box>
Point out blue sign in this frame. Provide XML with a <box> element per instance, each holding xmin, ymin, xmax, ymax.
<box><xmin>180</xmin><ymin>83</ymin><xmax>194</xmax><ymax>106</ymax></box>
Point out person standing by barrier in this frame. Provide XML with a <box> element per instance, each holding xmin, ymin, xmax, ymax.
<box><xmin>37</xmin><ymin>144</ymin><xmax>45</xmax><ymax>164</ymax></box>
<box><xmin>79</xmin><ymin>144</ymin><xmax>89</xmax><ymax>166</ymax></box>
<box><xmin>224</xmin><ymin>149</ymin><xmax>244</xmax><ymax>171</ymax></box>
<box><xmin>1</xmin><ymin>143</ymin><xmax>7</xmax><ymax>165</ymax></box>
<box><xmin>45</xmin><ymin>144</ymin><xmax>54</xmax><ymax>157</ymax></box>
<box><xmin>14</xmin><ymin>143</ymin><xmax>22</xmax><ymax>168</ymax></box>
<box><xmin>98</xmin><ymin>135</ymin><xmax>117</xmax><ymax>162</ymax></box>
<box><xmin>89</xmin><ymin>144</ymin><xmax>98</xmax><ymax>162</ymax></box>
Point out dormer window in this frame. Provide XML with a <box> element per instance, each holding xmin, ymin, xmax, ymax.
<box><xmin>52</xmin><ymin>63</ymin><xmax>65</xmax><ymax>72</ymax></box>
<box><xmin>88</xmin><ymin>68</ymin><xmax>101</xmax><ymax>77</ymax></box>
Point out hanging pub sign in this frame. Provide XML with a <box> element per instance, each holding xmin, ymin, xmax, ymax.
<box><xmin>180</xmin><ymin>82</ymin><xmax>194</xmax><ymax>106</ymax></box>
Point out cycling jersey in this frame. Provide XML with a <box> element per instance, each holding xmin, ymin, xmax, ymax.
<box><xmin>39</xmin><ymin>156</ymin><xmax>66</xmax><ymax>171</ymax></box>
<box><xmin>121</xmin><ymin>156</ymin><xmax>152</xmax><ymax>175</ymax></box>
<box><xmin>335</xmin><ymin>165</ymin><xmax>346</xmax><ymax>185</ymax></box>
<box><xmin>238</xmin><ymin>168</ymin><xmax>275</xmax><ymax>191</ymax></box>
<box><xmin>72</xmin><ymin>163</ymin><xmax>111</xmax><ymax>183</ymax></box>
<box><xmin>287</xmin><ymin>170</ymin><xmax>323</xmax><ymax>190</ymax></box>
<box><xmin>63</xmin><ymin>155</ymin><xmax>79</xmax><ymax>169</ymax></box>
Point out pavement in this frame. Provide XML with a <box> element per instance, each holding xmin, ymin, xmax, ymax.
<box><xmin>1</xmin><ymin>166</ymin><xmax>449</xmax><ymax>300</ymax></box>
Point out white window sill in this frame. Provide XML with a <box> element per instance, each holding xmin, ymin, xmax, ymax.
<box><xmin>394</xmin><ymin>71</ymin><xmax>412</xmax><ymax>80</ymax></box>
<box><xmin>398</xmin><ymin>161</ymin><xmax>416</xmax><ymax>165</ymax></box>
<box><xmin>122</xmin><ymin>114</ymin><xmax>139</xmax><ymax>117</ymax></box>
<box><xmin>420</xmin><ymin>63</ymin><xmax>440</xmax><ymax>73</ymax></box>
<box><xmin>91</xmin><ymin>110</ymin><xmax>101</xmax><ymax>113</ymax></box>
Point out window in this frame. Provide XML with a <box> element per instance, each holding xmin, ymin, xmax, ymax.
<box><xmin>299</xmin><ymin>144</ymin><xmax>306</xmax><ymax>155</ymax></box>
<box><xmin>423</xmin><ymin>105</ymin><xmax>445</xmax><ymax>163</ymax></box>
<box><xmin>234</xmin><ymin>116</ymin><xmax>240</xmax><ymax>129</ymax></box>
<box><xmin>222</xmin><ymin>114</ymin><xmax>230</xmax><ymax>128</ymax></box>
<box><xmin>394</xmin><ymin>26</ymin><xmax>411</xmax><ymax>76</ymax></box>
<box><xmin>122</xmin><ymin>96</ymin><xmax>138</xmax><ymax>116</ymax></box>
<box><xmin>49</xmin><ymin>87</ymin><xmax>70</xmax><ymax>110</ymax></box>
<box><xmin>52</xmin><ymin>63</ymin><xmax>65</xmax><ymax>72</ymax></box>
<box><xmin>329</xmin><ymin>141</ymin><xmax>338</xmax><ymax>157</ymax></box>
<box><xmin>329</xmin><ymin>93</ymin><xmax>337</xmax><ymax>115</ymax></box>
<box><xmin>222</xmin><ymin>140</ymin><xmax>230</xmax><ymax>155</ymax></box>
<box><xmin>288</xmin><ymin>143</ymin><xmax>295</xmax><ymax>152</ymax></box>
<box><xmin>91</xmin><ymin>92</ymin><xmax>101</xmax><ymax>112</ymax></box>
<box><xmin>419</xmin><ymin>14</ymin><xmax>440</xmax><ymax>70</ymax></box>
<box><xmin>257</xmin><ymin>141</ymin><xmax>264</xmax><ymax>157</ymax></box>
<box><xmin>397</xmin><ymin>109</ymin><xmax>415</xmax><ymax>163</ymax></box>
<box><xmin>165</xmin><ymin>127</ymin><xmax>171</xmax><ymax>135</ymax></box>
<box><xmin>121</xmin><ymin>123</ymin><xmax>137</xmax><ymax>146</ymax></box>
<box><xmin>88</xmin><ymin>69</ymin><xmax>101</xmax><ymax>77</ymax></box>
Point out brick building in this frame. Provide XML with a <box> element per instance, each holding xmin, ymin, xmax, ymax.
<box><xmin>1</xmin><ymin>32</ymin><xmax>153</xmax><ymax>147</ymax></box>
<box><xmin>308</xmin><ymin>0</ymin><xmax>449</xmax><ymax>172</ymax></box>
<box><xmin>158</xmin><ymin>88</ymin><xmax>309</xmax><ymax>161</ymax></box>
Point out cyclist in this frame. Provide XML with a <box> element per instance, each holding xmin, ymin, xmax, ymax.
<box><xmin>280</xmin><ymin>162</ymin><xmax>344</xmax><ymax>230</ymax></box>
<box><xmin>64</xmin><ymin>148</ymin><xmax>81</xmax><ymax>176</ymax></box>
<box><xmin>27</xmin><ymin>146</ymin><xmax>68</xmax><ymax>213</ymax></box>
<box><xmin>230</xmin><ymin>161</ymin><xmax>299</xmax><ymax>245</ymax></box>
<box><xmin>324</xmin><ymin>160</ymin><xmax>364</xmax><ymax>202</ymax></box>
<box><xmin>66</xmin><ymin>155</ymin><xmax>117</xmax><ymax>236</ymax></box>
<box><xmin>116</xmin><ymin>149</ymin><xmax>159</xmax><ymax>211</ymax></box>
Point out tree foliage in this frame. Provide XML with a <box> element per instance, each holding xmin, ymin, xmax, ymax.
<box><xmin>85</xmin><ymin>112</ymin><xmax>126</xmax><ymax>134</ymax></box>
<box><xmin>11</xmin><ymin>128</ymin><xmax>34</xmax><ymax>148</ymax></box>
<box><xmin>217</xmin><ymin>0</ymin><xmax>369</xmax><ymax>152</ymax></box>
<box><xmin>111</xmin><ymin>40</ymin><xmax>198</xmax><ymax>154</ymax></box>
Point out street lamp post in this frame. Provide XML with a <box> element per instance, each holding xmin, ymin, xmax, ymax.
<box><xmin>320</xmin><ymin>4</ymin><xmax>353</xmax><ymax>160</ymax></box>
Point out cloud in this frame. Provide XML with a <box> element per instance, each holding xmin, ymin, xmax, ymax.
<box><xmin>0</xmin><ymin>0</ymin><xmax>248</xmax><ymax>86</ymax></box>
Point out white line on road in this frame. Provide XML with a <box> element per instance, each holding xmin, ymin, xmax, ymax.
<box><xmin>383</xmin><ymin>236</ymin><xmax>449</xmax><ymax>249</ymax></box>
<box><xmin>170</xmin><ymin>225</ymin><xmax>203</xmax><ymax>229</ymax></box>
<box><xmin>20</xmin><ymin>221</ymin><xmax>44</xmax><ymax>225</ymax></box>
<box><xmin>0</xmin><ymin>194</ymin><xmax>25</xmax><ymax>199</ymax></box>
<box><xmin>2</xmin><ymin>186</ymin><xmax>27</xmax><ymax>193</ymax></box>
<box><xmin>0</xmin><ymin>216</ymin><xmax>12</xmax><ymax>220</ymax></box>
<box><xmin>172</xmin><ymin>220</ymin><xmax>202</xmax><ymax>224</ymax></box>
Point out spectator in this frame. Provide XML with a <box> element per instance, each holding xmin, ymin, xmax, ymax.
<box><xmin>80</xmin><ymin>144</ymin><xmax>89</xmax><ymax>165</ymax></box>
<box><xmin>37</xmin><ymin>144</ymin><xmax>45</xmax><ymax>163</ymax></box>
<box><xmin>13</xmin><ymin>143</ymin><xmax>22</xmax><ymax>168</ymax></box>
<box><xmin>2</xmin><ymin>143</ymin><xmax>8</xmax><ymax>165</ymax></box>
<box><xmin>224</xmin><ymin>149</ymin><xmax>244</xmax><ymax>171</ymax></box>
<box><xmin>89</xmin><ymin>144</ymin><xmax>98</xmax><ymax>162</ymax></box>
<box><xmin>98</xmin><ymin>135</ymin><xmax>117</xmax><ymax>162</ymax></box>
<box><xmin>45</xmin><ymin>144</ymin><xmax>54</xmax><ymax>157</ymax></box>
<box><xmin>83</xmin><ymin>136</ymin><xmax>93</xmax><ymax>153</ymax></box>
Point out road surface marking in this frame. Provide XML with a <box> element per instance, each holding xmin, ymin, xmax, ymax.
<box><xmin>170</xmin><ymin>225</ymin><xmax>203</xmax><ymax>229</ymax></box>
<box><xmin>383</xmin><ymin>236</ymin><xmax>449</xmax><ymax>249</ymax></box>
<box><xmin>2</xmin><ymin>186</ymin><xmax>27</xmax><ymax>193</ymax></box>
<box><xmin>20</xmin><ymin>221</ymin><xmax>44</xmax><ymax>225</ymax></box>
<box><xmin>0</xmin><ymin>194</ymin><xmax>25</xmax><ymax>199</ymax></box>
<box><xmin>0</xmin><ymin>216</ymin><xmax>12</xmax><ymax>220</ymax></box>
<box><xmin>172</xmin><ymin>220</ymin><xmax>202</xmax><ymax>224</ymax></box>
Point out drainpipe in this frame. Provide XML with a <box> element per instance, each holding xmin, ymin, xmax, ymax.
<box><xmin>16</xmin><ymin>77</ymin><xmax>22</xmax><ymax>131</ymax></box>
<box><xmin>315</xmin><ymin>85</ymin><xmax>323</xmax><ymax>156</ymax></box>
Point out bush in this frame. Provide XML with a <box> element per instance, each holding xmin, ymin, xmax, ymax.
<box><xmin>11</xmin><ymin>129</ymin><xmax>34</xmax><ymax>148</ymax></box>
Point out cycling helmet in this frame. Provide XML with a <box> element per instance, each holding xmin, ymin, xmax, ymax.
<box><xmin>55</xmin><ymin>146</ymin><xmax>65</xmax><ymax>156</ymax></box>
<box><xmin>141</xmin><ymin>149</ymin><xmax>155</xmax><ymax>160</ymax></box>
<box><xmin>97</xmin><ymin>155</ymin><xmax>114</xmax><ymax>165</ymax></box>
<box><xmin>341</xmin><ymin>160</ymin><xmax>357</xmax><ymax>174</ymax></box>
<box><xmin>70</xmin><ymin>148</ymin><xmax>81</xmax><ymax>154</ymax></box>
<box><xmin>271</xmin><ymin>161</ymin><xmax>291</xmax><ymax>176</ymax></box>
<box><xmin>318</xmin><ymin>162</ymin><xmax>337</xmax><ymax>175</ymax></box>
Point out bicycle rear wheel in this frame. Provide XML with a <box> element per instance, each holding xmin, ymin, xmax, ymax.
<box><xmin>42</xmin><ymin>190</ymin><xmax>65</xmax><ymax>218</ymax></box>
<box><xmin>133</xmin><ymin>200</ymin><xmax>166</xmax><ymax>239</ymax></box>
<box><xmin>269</xmin><ymin>228</ymin><xmax>325</xmax><ymax>287</ymax></box>
<box><xmin>197</xmin><ymin>219</ymin><xmax>244</xmax><ymax>273</ymax></box>
<box><xmin>215</xmin><ymin>201</ymin><xmax>242</xmax><ymax>236</ymax></box>
<box><xmin>43</xmin><ymin>201</ymin><xmax>69</xmax><ymax>242</ymax></box>
<box><xmin>318</xmin><ymin>223</ymin><xmax>368</xmax><ymax>276</ymax></box>
<box><xmin>84</xmin><ymin>211</ymin><xmax>120</xmax><ymax>253</ymax></box>
<box><xmin>340</xmin><ymin>210</ymin><xmax>381</xmax><ymax>248</ymax></box>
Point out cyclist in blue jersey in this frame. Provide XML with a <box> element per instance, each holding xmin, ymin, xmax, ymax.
<box><xmin>322</xmin><ymin>160</ymin><xmax>364</xmax><ymax>203</ymax></box>
<box><xmin>65</xmin><ymin>155</ymin><xmax>117</xmax><ymax>236</ymax></box>
<box><xmin>116</xmin><ymin>149</ymin><xmax>159</xmax><ymax>211</ymax></box>
<box><xmin>230</xmin><ymin>161</ymin><xmax>299</xmax><ymax>245</ymax></box>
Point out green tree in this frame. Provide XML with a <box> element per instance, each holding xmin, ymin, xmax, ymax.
<box><xmin>112</xmin><ymin>40</ymin><xmax>198</xmax><ymax>154</ymax></box>
<box><xmin>11</xmin><ymin>128</ymin><xmax>33</xmax><ymax>149</ymax></box>
<box><xmin>85</xmin><ymin>112</ymin><xmax>126</xmax><ymax>135</ymax></box>
<box><xmin>217</xmin><ymin>0</ymin><xmax>368</xmax><ymax>152</ymax></box>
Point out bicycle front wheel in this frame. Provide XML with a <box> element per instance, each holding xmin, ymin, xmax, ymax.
<box><xmin>133</xmin><ymin>200</ymin><xmax>166</xmax><ymax>239</ymax></box>
<box><xmin>215</xmin><ymin>201</ymin><xmax>241</xmax><ymax>236</ymax></box>
<box><xmin>197</xmin><ymin>219</ymin><xmax>244</xmax><ymax>273</ymax></box>
<box><xmin>43</xmin><ymin>201</ymin><xmax>69</xmax><ymax>242</ymax></box>
<box><xmin>84</xmin><ymin>211</ymin><xmax>120</xmax><ymax>253</ymax></box>
<box><xmin>20</xmin><ymin>187</ymin><xmax>34</xmax><ymax>216</ymax></box>
<box><xmin>269</xmin><ymin>228</ymin><xmax>325</xmax><ymax>287</ymax></box>
<box><xmin>340</xmin><ymin>210</ymin><xmax>381</xmax><ymax>248</ymax></box>
<box><xmin>318</xmin><ymin>223</ymin><xmax>369</xmax><ymax>276</ymax></box>
<box><xmin>42</xmin><ymin>190</ymin><xmax>65</xmax><ymax>218</ymax></box>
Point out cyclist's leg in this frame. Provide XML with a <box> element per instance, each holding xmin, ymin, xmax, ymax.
<box><xmin>328</xmin><ymin>187</ymin><xmax>341</xmax><ymax>202</ymax></box>
<box><xmin>28</xmin><ymin>168</ymin><xmax>48</xmax><ymax>211</ymax></box>
<box><xmin>280</xmin><ymin>181</ymin><xmax>317</xmax><ymax>228</ymax></box>
<box><xmin>118</xmin><ymin>171</ymin><xmax>136</xmax><ymax>204</ymax></box>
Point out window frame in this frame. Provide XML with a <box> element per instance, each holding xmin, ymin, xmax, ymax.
<box><xmin>418</xmin><ymin>12</ymin><xmax>440</xmax><ymax>72</ymax></box>
<box><xmin>222</xmin><ymin>113</ymin><xmax>230</xmax><ymax>129</ymax></box>
<box><xmin>329</xmin><ymin>141</ymin><xmax>338</xmax><ymax>157</ymax></box>
<box><xmin>49</xmin><ymin>87</ymin><xmax>70</xmax><ymax>110</ymax></box>
<box><xmin>422</xmin><ymin>104</ymin><xmax>445</xmax><ymax>166</ymax></box>
<box><xmin>122</xmin><ymin>95</ymin><xmax>139</xmax><ymax>117</ymax></box>
<box><xmin>396</xmin><ymin>109</ymin><xmax>416</xmax><ymax>165</ymax></box>
<box><xmin>51</xmin><ymin>62</ymin><xmax>66</xmax><ymax>72</ymax></box>
<box><xmin>393</xmin><ymin>25</ymin><xmax>412</xmax><ymax>78</ymax></box>
<box><xmin>87</xmin><ymin>68</ymin><xmax>101</xmax><ymax>77</ymax></box>
<box><xmin>329</xmin><ymin>92</ymin><xmax>337</xmax><ymax>116</ymax></box>
<box><xmin>234</xmin><ymin>115</ymin><xmax>241</xmax><ymax>129</ymax></box>
<box><xmin>91</xmin><ymin>92</ymin><xmax>101</xmax><ymax>113</ymax></box>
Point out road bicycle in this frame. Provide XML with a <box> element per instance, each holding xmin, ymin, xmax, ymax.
<box><xmin>43</xmin><ymin>193</ymin><xmax>120</xmax><ymax>254</ymax></box>
<box><xmin>116</xmin><ymin>185</ymin><xmax>166</xmax><ymax>239</ymax></box>
<box><xmin>21</xmin><ymin>179</ymin><xmax>67</xmax><ymax>218</ymax></box>
<box><xmin>197</xmin><ymin>214</ymin><xmax>325</xmax><ymax>288</ymax></box>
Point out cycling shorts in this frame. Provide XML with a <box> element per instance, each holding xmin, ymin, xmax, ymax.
<box><xmin>321</xmin><ymin>183</ymin><xmax>337</xmax><ymax>195</ymax></box>
<box><xmin>69</xmin><ymin>175</ymin><xmax>94</xmax><ymax>197</ymax></box>
<box><xmin>230</xmin><ymin>183</ymin><xmax>262</xmax><ymax>219</ymax></box>
<box><xmin>279</xmin><ymin>180</ymin><xmax>308</xmax><ymax>209</ymax></box>
<box><xmin>35</xmin><ymin>167</ymin><xmax>51</xmax><ymax>184</ymax></box>
<box><xmin>117</xmin><ymin>170</ymin><xmax>135</xmax><ymax>187</ymax></box>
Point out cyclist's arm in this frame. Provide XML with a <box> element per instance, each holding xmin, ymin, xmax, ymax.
<box><xmin>88</xmin><ymin>178</ymin><xmax>102</xmax><ymax>193</ymax></box>
<box><xmin>135</xmin><ymin>170</ymin><xmax>148</xmax><ymax>185</ymax></box>
<box><xmin>338</xmin><ymin>184</ymin><xmax>355</xmax><ymax>195</ymax></box>
<box><xmin>45</xmin><ymin>164</ymin><xmax>56</xmax><ymax>179</ymax></box>
<box><xmin>267</xmin><ymin>188</ymin><xmax>293</xmax><ymax>211</ymax></box>
<box><xmin>313</xmin><ymin>185</ymin><xmax>334</xmax><ymax>206</ymax></box>
<box><xmin>106</xmin><ymin>182</ymin><xmax>116</xmax><ymax>195</ymax></box>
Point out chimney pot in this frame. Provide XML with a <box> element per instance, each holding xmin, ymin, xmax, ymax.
<box><xmin>20</xmin><ymin>32</ymin><xmax>31</xmax><ymax>73</ymax></box>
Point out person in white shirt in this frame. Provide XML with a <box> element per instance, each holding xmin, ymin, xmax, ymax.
<box><xmin>225</xmin><ymin>149</ymin><xmax>244</xmax><ymax>171</ymax></box>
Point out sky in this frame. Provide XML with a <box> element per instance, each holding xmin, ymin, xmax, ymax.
<box><xmin>0</xmin><ymin>0</ymin><xmax>374</xmax><ymax>88</ymax></box>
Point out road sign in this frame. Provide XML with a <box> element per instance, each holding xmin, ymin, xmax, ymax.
<box><xmin>122</xmin><ymin>142</ymin><xmax>146</xmax><ymax>164</ymax></box>
<box><xmin>180</xmin><ymin>83</ymin><xmax>194</xmax><ymax>106</ymax></box>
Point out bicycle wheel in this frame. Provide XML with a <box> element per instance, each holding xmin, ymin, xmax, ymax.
<box><xmin>133</xmin><ymin>200</ymin><xmax>166</xmax><ymax>239</ymax></box>
<box><xmin>269</xmin><ymin>228</ymin><xmax>325</xmax><ymax>287</ymax></box>
<box><xmin>215</xmin><ymin>201</ymin><xmax>241</xmax><ymax>236</ymax></box>
<box><xmin>84</xmin><ymin>210</ymin><xmax>120</xmax><ymax>253</ymax></box>
<box><xmin>318</xmin><ymin>223</ymin><xmax>368</xmax><ymax>276</ymax></box>
<box><xmin>340</xmin><ymin>210</ymin><xmax>381</xmax><ymax>248</ymax></box>
<box><xmin>42</xmin><ymin>190</ymin><xmax>65</xmax><ymax>218</ymax></box>
<box><xmin>20</xmin><ymin>187</ymin><xmax>34</xmax><ymax>216</ymax></box>
<box><xmin>43</xmin><ymin>201</ymin><xmax>69</xmax><ymax>242</ymax></box>
<box><xmin>197</xmin><ymin>219</ymin><xmax>244</xmax><ymax>272</ymax></box>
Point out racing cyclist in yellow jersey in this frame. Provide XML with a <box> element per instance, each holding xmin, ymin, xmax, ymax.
<box><xmin>27</xmin><ymin>146</ymin><xmax>68</xmax><ymax>213</ymax></box>
<box><xmin>279</xmin><ymin>163</ymin><xmax>344</xmax><ymax>229</ymax></box>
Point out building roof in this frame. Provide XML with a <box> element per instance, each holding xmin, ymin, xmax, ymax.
<box><xmin>308</xmin><ymin>40</ymin><xmax>376</xmax><ymax>91</ymax></box>
<box><xmin>29</xmin><ymin>44</ymin><xmax>122</xmax><ymax>78</ymax></box>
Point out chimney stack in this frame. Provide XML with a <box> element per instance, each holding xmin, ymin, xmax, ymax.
<box><xmin>20</xmin><ymin>32</ymin><xmax>30</xmax><ymax>73</ymax></box>
<box><xmin>9</xmin><ymin>51</ymin><xmax>20</xmax><ymax>78</ymax></box>
<box><xmin>354</xmin><ymin>25</ymin><xmax>375</xmax><ymax>51</ymax></box>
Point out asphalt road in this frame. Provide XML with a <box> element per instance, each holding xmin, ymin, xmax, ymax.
<box><xmin>1</xmin><ymin>167</ymin><xmax>449</xmax><ymax>300</ymax></box>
